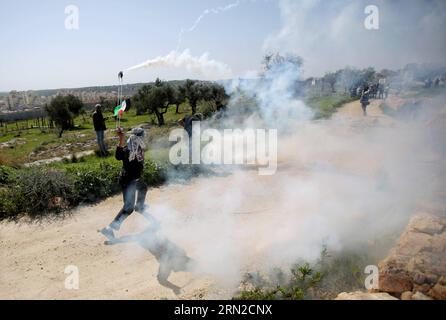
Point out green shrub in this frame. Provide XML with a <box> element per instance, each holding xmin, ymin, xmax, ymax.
<box><xmin>13</xmin><ymin>167</ymin><xmax>75</xmax><ymax>217</ymax></box>
<box><xmin>236</xmin><ymin>287</ymin><xmax>277</xmax><ymax>300</ymax></box>
<box><xmin>0</xmin><ymin>155</ymin><xmax>198</xmax><ymax>220</ymax></box>
<box><xmin>141</xmin><ymin>160</ymin><xmax>167</xmax><ymax>186</ymax></box>
<box><xmin>0</xmin><ymin>187</ymin><xmax>20</xmax><ymax>220</ymax></box>
<box><xmin>234</xmin><ymin>261</ymin><xmax>325</xmax><ymax>301</ymax></box>
<box><xmin>65</xmin><ymin>161</ymin><xmax>121</xmax><ymax>203</ymax></box>
<box><xmin>0</xmin><ymin>165</ymin><xmax>13</xmax><ymax>185</ymax></box>
<box><xmin>234</xmin><ymin>248</ymin><xmax>372</xmax><ymax>300</ymax></box>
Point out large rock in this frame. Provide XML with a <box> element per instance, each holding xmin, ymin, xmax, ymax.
<box><xmin>429</xmin><ymin>284</ymin><xmax>446</xmax><ymax>300</ymax></box>
<box><xmin>408</xmin><ymin>214</ymin><xmax>444</xmax><ymax>235</ymax></box>
<box><xmin>335</xmin><ymin>291</ymin><xmax>398</xmax><ymax>300</ymax></box>
<box><xmin>378</xmin><ymin>213</ymin><xmax>446</xmax><ymax>299</ymax></box>
<box><xmin>411</xmin><ymin>291</ymin><xmax>433</xmax><ymax>300</ymax></box>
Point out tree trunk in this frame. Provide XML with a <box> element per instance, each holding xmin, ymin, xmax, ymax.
<box><xmin>154</xmin><ymin>110</ymin><xmax>165</xmax><ymax>126</ymax></box>
<box><xmin>191</xmin><ymin>102</ymin><xmax>197</xmax><ymax>115</ymax></box>
<box><xmin>176</xmin><ymin>103</ymin><xmax>180</xmax><ymax>114</ymax></box>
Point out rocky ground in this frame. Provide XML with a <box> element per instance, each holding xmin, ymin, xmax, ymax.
<box><xmin>378</xmin><ymin>212</ymin><xmax>446</xmax><ymax>300</ymax></box>
<box><xmin>336</xmin><ymin>206</ymin><xmax>446</xmax><ymax>300</ymax></box>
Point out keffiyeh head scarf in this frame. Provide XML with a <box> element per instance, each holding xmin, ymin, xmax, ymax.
<box><xmin>127</xmin><ymin>128</ymin><xmax>146</xmax><ymax>163</ymax></box>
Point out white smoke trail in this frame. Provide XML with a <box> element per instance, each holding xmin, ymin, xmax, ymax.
<box><xmin>126</xmin><ymin>49</ymin><xmax>232</xmax><ymax>80</ymax></box>
<box><xmin>124</xmin><ymin>1</ymin><xmax>249</xmax><ymax>80</ymax></box>
<box><xmin>176</xmin><ymin>1</ymin><xmax>241</xmax><ymax>51</ymax></box>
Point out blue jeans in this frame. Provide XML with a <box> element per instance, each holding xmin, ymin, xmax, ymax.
<box><xmin>110</xmin><ymin>179</ymin><xmax>148</xmax><ymax>230</ymax></box>
<box><xmin>96</xmin><ymin>130</ymin><xmax>107</xmax><ymax>155</ymax></box>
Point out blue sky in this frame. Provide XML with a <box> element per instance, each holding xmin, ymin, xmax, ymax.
<box><xmin>0</xmin><ymin>0</ymin><xmax>280</xmax><ymax>91</ymax></box>
<box><xmin>1</xmin><ymin>0</ymin><xmax>445</xmax><ymax>91</ymax></box>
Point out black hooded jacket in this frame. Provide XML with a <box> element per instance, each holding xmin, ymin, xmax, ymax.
<box><xmin>115</xmin><ymin>146</ymin><xmax>144</xmax><ymax>186</ymax></box>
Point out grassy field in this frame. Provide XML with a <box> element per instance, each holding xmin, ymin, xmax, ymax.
<box><xmin>305</xmin><ymin>94</ymin><xmax>357</xmax><ymax>119</ymax></box>
<box><xmin>0</xmin><ymin>94</ymin><xmax>357</xmax><ymax>166</ymax></box>
<box><xmin>0</xmin><ymin>93</ymin><xmax>367</xmax><ymax>220</ymax></box>
<box><xmin>0</xmin><ymin>103</ymin><xmax>192</xmax><ymax>166</ymax></box>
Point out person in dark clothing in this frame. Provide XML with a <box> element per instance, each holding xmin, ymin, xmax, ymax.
<box><xmin>360</xmin><ymin>86</ymin><xmax>371</xmax><ymax>116</ymax></box>
<box><xmin>101</xmin><ymin>127</ymin><xmax>152</xmax><ymax>239</ymax></box>
<box><xmin>178</xmin><ymin>113</ymin><xmax>202</xmax><ymax>138</ymax></box>
<box><xmin>93</xmin><ymin>104</ymin><xmax>108</xmax><ymax>156</ymax></box>
<box><xmin>178</xmin><ymin>114</ymin><xmax>202</xmax><ymax>163</ymax></box>
<box><xmin>378</xmin><ymin>84</ymin><xmax>384</xmax><ymax>99</ymax></box>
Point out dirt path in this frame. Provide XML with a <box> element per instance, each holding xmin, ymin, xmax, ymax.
<box><xmin>336</xmin><ymin>98</ymin><xmax>383</xmax><ymax>118</ymax></box>
<box><xmin>333</xmin><ymin>97</ymin><xmax>396</xmax><ymax>127</ymax></box>
<box><xmin>0</xmin><ymin>96</ymin><xmax>433</xmax><ymax>300</ymax></box>
<box><xmin>0</xmin><ymin>184</ymin><xmax>224</xmax><ymax>300</ymax></box>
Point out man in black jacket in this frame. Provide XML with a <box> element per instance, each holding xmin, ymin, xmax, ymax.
<box><xmin>93</xmin><ymin>104</ymin><xmax>108</xmax><ymax>156</ymax></box>
<box><xmin>101</xmin><ymin>127</ymin><xmax>149</xmax><ymax>239</ymax></box>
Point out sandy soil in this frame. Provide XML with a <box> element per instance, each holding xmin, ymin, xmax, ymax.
<box><xmin>0</xmin><ymin>184</ymin><xmax>225</xmax><ymax>300</ymax></box>
<box><xmin>0</xmin><ymin>97</ymin><xmax>424</xmax><ymax>299</ymax></box>
<box><xmin>0</xmin><ymin>168</ymin><xmax>315</xmax><ymax>299</ymax></box>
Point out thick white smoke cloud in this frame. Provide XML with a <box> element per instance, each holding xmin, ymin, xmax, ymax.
<box><xmin>137</xmin><ymin>54</ymin><xmax>446</xmax><ymax>290</ymax></box>
<box><xmin>126</xmin><ymin>49</ymin><xmax>232</xmax><ymax>80</ymax></box>
<box><xmin>147</xmin><ymin>95</ymin><xmax>445</xmax><ymax>289</ymax></box>
<box><xmin>121</xmin><ymin>0</ymin><xmax>446</xmax><ymax>292</ymax></box>
<box><xmin>265</xmin><ymin>0</ymin><xmax>446</xmax><ymax>76</ymax></box>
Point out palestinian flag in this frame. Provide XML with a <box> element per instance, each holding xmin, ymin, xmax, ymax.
<box><xmin>114</xmin><ymin>99</ymin><xmax>131</xmax><ymax>118</ymax></box>
<box><xmin>114</xmin><ymin>104</ymin><xmax>124</xmax><ymax>118</ymax></box>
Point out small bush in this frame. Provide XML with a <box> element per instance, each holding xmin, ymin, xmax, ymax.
<box><xmin>234</xmin><ymin>261</ymin><xmax>325</xmax><ymax>300</ymax></box>
<box><xmin>0</xmin><ymin>187</ymin><xmax>20</xmax><ymax>220</ymax></box>
<box><xmin>141</xmin><ymin>160</ymin><xmax>167</xmax><ymax>186</ymax></box>
<box><xmin>66</xmin><ymin>162</ymin><xmax>121</xmax><ymax>203</ymax></box>
<box><xmin>13</xmin><ymin>167</ymin><xmax>75</xmax><ymax>218</ymax></box>
<box><xmin>234</xmin><ymin>248</ymin><xmax>371</xmax><ymax>300</ymax></box>
<box><xmin>0</xmin><ymin>155</ymin><xmax>200</xmax><ymax>220</ymax></box>
<box><xmin>236</xmin><ymin>287</ymin><xmax>277</xmax><ymax>300</ymax></box>
<box><xmin>0</xmin><ymin>165</ymin><xmax>13</xmax><ymax>185</ymax></box>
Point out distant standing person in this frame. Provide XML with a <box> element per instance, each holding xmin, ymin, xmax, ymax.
<box><xmin>101</xmin><ymin>127</ymin><xmax>150</xmax><ymax>239</ymax></box>
<box><xmin>93</xmin><ymin>104</ymin><xmax>108</xmax><ymax>157</ymax></box>
<box><xmin>360</xmin><ymin>86</ymin><xmax>371</xmax><ymax>116</ymax></box>
<box><xmin>178</xmin><ymin>113</ymin><xmax>202</xmax><ymax>139</ymax></box>
<box><xmin>384</xmin><ymin>85</ymin><xmax>390</xmax><ymax>99</ymax></box>
<box><xmin>178</xmin><ymin>113</ymin><xmax>202</xmax><ymax>164</ymax></box>
<box><xmin>378</xmin><ymin>84</ymin><xmax>384</xmax><ymax>99</ymax></box>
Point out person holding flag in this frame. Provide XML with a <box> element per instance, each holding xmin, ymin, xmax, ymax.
<box><xmin>100</xmin><ymin>127</ymin><xmax>152</xmax><ymax>239</ymax></box>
